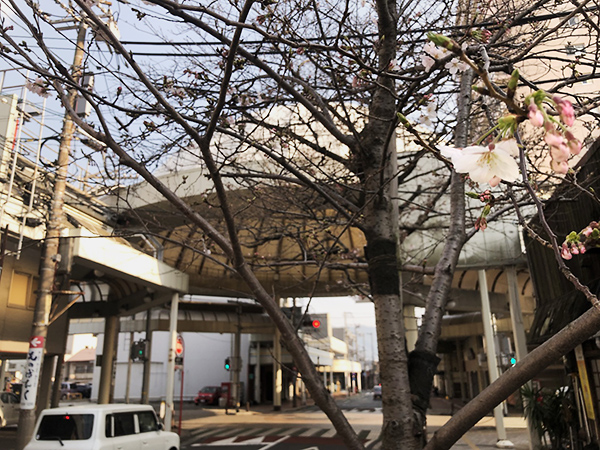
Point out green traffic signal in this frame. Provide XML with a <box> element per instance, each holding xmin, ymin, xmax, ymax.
<box><xmin>224</xmin><ymin>357</ymin><xmax>231</xmax><ymax>370</ymax></box>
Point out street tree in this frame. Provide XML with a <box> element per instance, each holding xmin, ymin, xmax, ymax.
<box><xmin>2</xmin><ymin>0</ymin><xmax>600</xmax><ymax>449</ymax></box>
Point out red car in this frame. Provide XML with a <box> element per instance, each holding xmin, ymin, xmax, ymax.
<box><xmin>194</xmin><ymin>386</ymin><xmax>222</xmax><ymax>405</ymax></box>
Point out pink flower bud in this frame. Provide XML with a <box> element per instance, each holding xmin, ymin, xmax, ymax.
<box><xmin>550</xmin><ymin>144</ymin><xmax>570</xmax><ymax>163</ymax></box>
<box><xmin>583</xmin><ymin>226</ymin><xmax>593</xmax><ymax>237</ymax></box>
<box><xmin>553</xmin><ymin>96</ymin><xmax>575</xmax><ymax>127</ymax></box>
<box><xmin>561</xmin><ymin>243</ymin><xmax>573</xmax><ymax>260</ymax></box>
<box><xmin>475</xmin><ymin>217</ymin><xmax>488</xmax><ymax>230</ymax></box>
<box><xmin>579</xmin><ymin>243</ymin><xmax>587</xmax><ymax>254</ymax></box>
<box><xmin>550</xmin><ymin>159</ymin><xmax>569</xmax><ymax>174</ymax></box>
<box><xmin>528</xmin><ymin>103</ymin><xmax>544</xmax><ymax>127</ymax></box>
<box><xmin>571</xmin><ymin>243</ymin><xmax>579</xmax><ymax>255</ymax></box>
<box><xmin>544</xmin><ymin>131</ymin><xmax>564</xmax><ymax>147</ymax></box>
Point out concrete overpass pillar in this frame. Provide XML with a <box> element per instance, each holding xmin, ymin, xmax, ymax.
<box><xmin>141</xmin><ymin>309</ymin><xmax>153</xmax><ymax>404</ymax></box>
<box><xmin>0</xmin><ymin>359</ymin><xmax>6</xmax><ymax>389</ymax></box>
<box><xmin>507</xmin><ymin>266</ymin><xmax>541</xmax><ymax>450</ymax></box>
<box><xmin>479</xmin><ymin>270</ymin><xmax>514</xmax><ymax>449</ymax></box>
<box><xmin>273</xmin><ymin>325</ymin><xmax>282</xmax><ymax>411</ymax></box>
<box><xmin>456</xmin><ymin>339</ymin><xmax>467</xmax><ymax>402</ymax></box>
<box><xmin>329</xmin><ymin>367</ymin><xmax>334</xmax><ymax>393</ymax></box>
<box><xmin>254</xmin><ymin>342</ymin><xmax>261</xmax><ymax>403</ymax></box>
<box><xmin>36</xmin><ymin>355</ymin><xmax>55</xmax><ymax>414</ymax></box>
<box><xmin>165</xmin><ymin>292</ymin><xmax>179</xmax><ymax>431</ymax></box>
<box><xmin>233</xmin><ymin>305</ymin><xmax>242</xmax><ymax>412</ymax></box>
<box><xmin>98</xmin><ymin>315</ymin><xmax>119</xmax><ymax>404</ymax></box>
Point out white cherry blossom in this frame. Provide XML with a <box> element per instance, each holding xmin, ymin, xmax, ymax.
<box><xmin>419</xmin><ymin>115</ymin><xmax>433</xmax><ymax>127</ymax></box>
<box><xmin>445</xmin><ymin>58</ymin><xmax>469</xmax><ymax>75</ymax></box>
<box><xmin>25</xmin><ymin>78</ymin><xmax>51</xmax><ymax>98</ymax></box>
<box><xmin>423</xmin><ymin>42</ymin><xmax>447</xmax><ymax>59</ymax></box>
<box><xmin>440</xmin><ymin>139</ymin><xmax>520</xmax><ymax>186</ymax></box>
<box><xmin>421</xmin><ymin>54</ymin><xmax>435</xmax><ymax>72</ymax></box>
<box><xmin>423</xmin><ymin>101</ymin><xmax>437</xmax><ymax>119</ymax></box>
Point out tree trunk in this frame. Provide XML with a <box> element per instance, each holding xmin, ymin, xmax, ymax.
<box><xmin>409</xmin><ymin>69</ymin><xmax>472</xmax><ymax>441</ymax></box>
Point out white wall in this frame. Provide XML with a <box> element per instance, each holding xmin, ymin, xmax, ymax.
<box><xmin>92</xmin><ymin>330</ymin><xmax>250</xmax><ymax>402</ymax></box>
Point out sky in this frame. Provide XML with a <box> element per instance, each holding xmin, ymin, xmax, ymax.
<box><xmin>302</xmin><ymin>296</ymin><xmax>378</xmax><ymax>363</ymax></box>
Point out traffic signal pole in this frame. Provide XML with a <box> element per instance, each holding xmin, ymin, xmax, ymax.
<box><xmin>15</xmin><ymin>20</ymin><xmax>87</xmax><ymax>450</ymax></box>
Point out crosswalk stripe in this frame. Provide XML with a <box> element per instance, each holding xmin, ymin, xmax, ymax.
<box><xmin>185</xmin><ymin>426</ymin><xmax>381</xmax><ymax>446</ymax></box>
<box><xmin>309</xmin><ymin>428</ymin><xmax>330</xmax><ymax>437</ymax></box>
<box><xmin>358</xmin><ymin>429</ymin><xmax>372</xmax><ymax>439</ymax></box>
<box><xmin>322</xmin><ymin>428</ymin><xmax>338</xmax><ymax>438</ymax></box>
<box><xmin>245</xmin><ymin>426</ymin><xmax>272</xmax><ymax>435</ymax></box>
<box><xmin>289</xmin><ymin>427</ymin><xmax>310</xmax><ymax>436</ymax></box>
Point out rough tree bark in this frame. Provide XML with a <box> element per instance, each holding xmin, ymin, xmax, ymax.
<box><xmin>409</xmin><ymin>70</ymin><xmax>473</xmax><ymax>439</ymax></box>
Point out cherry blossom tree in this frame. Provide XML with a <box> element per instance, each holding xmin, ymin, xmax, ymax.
<box><xmin>2</xmin><ymin>0</ymin><xmax>600</xmax><ymax>449</ymax></box>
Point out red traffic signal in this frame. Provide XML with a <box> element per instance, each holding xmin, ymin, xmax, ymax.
<box><xmin>311</xmin><ymin>319</ymin><xmax>321</xmax><ymax>328</ymax></box>
<box><xmin>175</xmin><ymin>336</ymin><xmax>184</xmax><ymax>356</ymax></box>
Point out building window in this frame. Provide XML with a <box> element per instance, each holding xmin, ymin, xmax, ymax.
<box><xmin>8</xmin><ymin>271</ymin><xmax>37</xmax><ymax>309</ymax></box>
<box><xmin>565</xmin><ymin>44</ymin><xmax>585</xmax><ymax>58</ymax></box>
<box><xmin>74</xmin><ymin>364</ymin><xmax>94</xmax><ymax>374</ymax></box>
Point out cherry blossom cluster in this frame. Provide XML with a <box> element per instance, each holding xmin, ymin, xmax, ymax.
<box><xmin>421</xmin><ymin>40</ymin><xmax>468</xmax><ymax>75</ymax></box>
<box><xmin>25</xmin><ymin>77</ymin><xmax>51</xmax><ymax>98</ymax></box>
<box><xmin>418</xmin><ymin>97</ymin><xmax>437</xmax><ymax>128</ymax></box>
<box><xmin>526</xmin><ymin>91</ymin><xmax>581</xmax><ymax>174</ymax></box>
<box><xmin>561</xmin><ymin>222</ymin><xmax>600</xmax><ymax>260</ymax></box>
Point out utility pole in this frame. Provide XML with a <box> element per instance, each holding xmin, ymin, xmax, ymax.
<box><xmin>16</xmin><ymin>20</ymin><xmax>87</xmax><ymax>450</ymax></box>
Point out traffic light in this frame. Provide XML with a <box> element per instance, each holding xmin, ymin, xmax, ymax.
<box><xmin>224</xmin><ymin>357</ymin><xmax>231</xmax><ymax>371</ymax></box>
<box><xmin>302</xmin><ymin>315</ymin><xmax>320</xmax><ymax>330</ymax></box>
<box><xmin>301</xmin><ymin>313</ymin><xmax>327</xmax><ymax>339</ymax></box>
<box><xmin>130</xmin><ymin>340</ymin><xmax>147</xmax><ymax>361</ymax></box>
<box><xmin>281</xmin><ymin>307</ymin><xmax>302</xmax><ymax>326</ymax></box>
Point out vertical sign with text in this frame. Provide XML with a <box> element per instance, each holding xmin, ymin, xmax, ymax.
<box><xmin>21</xmin><ymin>336</ymin><xmax>44</xmax><ymax>410</ymax></box>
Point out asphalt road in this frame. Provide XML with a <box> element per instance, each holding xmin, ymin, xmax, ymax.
<box><xmin>0</xmin><ymin>391</ymin><xmax>532</xmax><ymax>450</ymax></box>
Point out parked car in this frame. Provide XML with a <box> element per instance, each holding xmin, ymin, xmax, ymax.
<box><xmin>0</xmin><ymin>391</ymin><xmax>20</xmax><ymax>428</ymax></box>
<box><xmin>373</xmin><ymin>384</ymin><xmax>382</xmax><ymax>400</ymax></box>
<box><xmin>194</xmin><ymin>386</ymin><xmax>222</xmax><ymax>406</ymax></box>
<box><xmin>60</xmin><ymin>382</ymin><xmax>78</xmax><ymax>400</ymax></box>
<box><xmin>59</xmin><ymin>382</ymin><xmax>91</xmax><ymax>400</ymax></box>
<box><xmin>72</xmin><ymin>382</ymin><xmax>92</xmax><ymax>399</ymax></box>
<box><xmin>24</xmin><ymin>404</ymin><xmax>179</xmax><ymax>450</ymax></box>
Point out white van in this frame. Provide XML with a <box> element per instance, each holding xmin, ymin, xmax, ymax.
<box><xmin>24</xmin><ymin>404</ymin><xmax>179</xmax><ymax>450</ymax></box>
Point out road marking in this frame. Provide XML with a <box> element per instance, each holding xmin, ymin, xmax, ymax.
<box><xmin>309</xmin><ymin>428</ymin><xmax>329</xmax><ymax>437</ymax></box>
<box><xmin>461</xmin><ymin>435</ymin><xmax>479</xmax><ymax>450</ymax></box>
<box><xmin>259</xmin><ymin>436</ymin><xmax>289</xmax><ymax>449</ymax></box>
